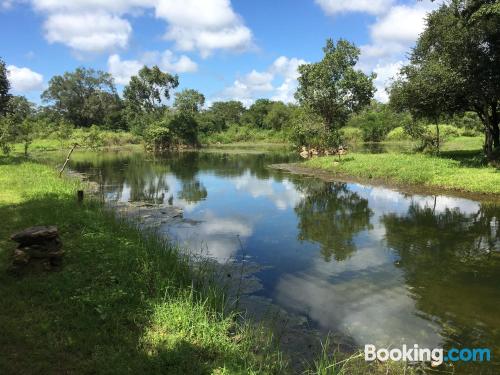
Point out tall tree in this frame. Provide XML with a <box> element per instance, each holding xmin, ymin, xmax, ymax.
<box><xmin>123</xmin><ymin>65</ymin><xmax>179</xmax><ymax>114</ymax></box>
<box><xmin>242</xmin><ymin>99</ymin><xmax>273</xmax><ymax>128</ymax></box>
<box><xmin>173</xmin><ymin>89</ymin><xmax>205</xmax><ymax>114</ymax></box>
<box><xmin>0</xmin><ymin>58</ymin><xmax>11</xmax><ymax>117</ymax></box>
<box><xmin>42</xmin><ymin>67</ymin><xmax>121</xmax><ymax>128</ymax></box>
<box><xmin>391</xmin><ymin>0</ymin><xmax>500</xmax><ymax>159</ymax></box>
<box><xmin>209</xmin><ymin>101</ymin><xmax>245</xmax><ymax>128</ymax></box>
<box><xmin>295</xmin><ymin>39</ymin><xmax>375</xmax><ymax>132</ymax></box>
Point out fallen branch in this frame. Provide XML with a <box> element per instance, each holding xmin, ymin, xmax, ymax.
<box><xmin>59</xmin><ymin>143</ymin><xmax>78</xmax><ymax>177</ymax></box>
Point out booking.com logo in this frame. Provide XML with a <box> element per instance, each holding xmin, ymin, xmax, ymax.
<box><xmin>365</xmin><ymin>344</ymin><xmax>491</xmax><ymax>367</ymax></box>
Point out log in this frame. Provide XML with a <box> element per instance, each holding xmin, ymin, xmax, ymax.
<box><xmin>59</xmin><ymin>143</ymin><xmax>78</xmax><ymax>177</ymax></box>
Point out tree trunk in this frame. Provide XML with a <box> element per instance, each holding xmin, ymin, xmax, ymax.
<box><xmin>483</xmin><ymin>117</ymin><xmax>500</xmax><ymax>160</ymax></box>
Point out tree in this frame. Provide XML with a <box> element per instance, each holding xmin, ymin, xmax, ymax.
<box><xmin>174</xmin><ymin>89</ymin><xmax>205</xmax><ymax>114</ymax></box>
<box><xmin>348</xmin><ymin>102</ymin><xmax>409</xmax><ymax>142</ymax></box>
<box><xmin>242</xmin><ymin>99</ymin><xmax>273</xmax><ymax>128</ymax></box>
<box><xmin>390</xmin><ymin>1</ymin><xmax>500</xmax><ymax>159</ymax></box>
<box><xmin>0</xmin><ymin>96</ymin><xmax>36</xmax><ymax>155</ymax></box>
<box><xmin>0</xmin><ymin>58</ymin><xmax>11</xmax><ymax>117</ymax></box>
<box><xmin>123</xmin><ymin>65</ymin><xmax>179</xmax><ymax>134</ymax></box>
<box><xmin>42</xmin><ymin>67</ymin><xmax>121</xmax><ymax>128</ymax></box>
<box><xmin>209</xmin><ymin>100</ymin><xmax>245</xmax><ymax>130</ymax></box>
<box><xmin>263</xmin><ymin>101</ymin><xmax>292</xmax><ymax>130</ymax></box>
<box><xmin>124</xmin><ymin>65</ymin><xmax>178</xmax><ymax>114</ymax></box>
<box><xmin>295</xmin><ymin>39</ymin><xmax>375</xmax><ymax>133</ymax></box>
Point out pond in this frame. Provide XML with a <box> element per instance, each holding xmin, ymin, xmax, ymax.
<box><xmin>67</xmin><ymin>148</ymin><xmax>500</xmax><ymax>372</ymax></box>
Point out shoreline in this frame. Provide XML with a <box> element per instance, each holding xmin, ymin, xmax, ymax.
<box><xmin>270</xmin><ymin>162</ymin><xmax>500</xmax><ymax>203</ymax></box>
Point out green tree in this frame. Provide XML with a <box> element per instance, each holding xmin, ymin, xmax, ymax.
<box><xmin>242</xmin><ymin>99</ymin><xmax>273</xmax><ymax>128</ymax></box>
<box><xmin>348</xmin><ymin>101</ymin><xmax>410</xmax><ymax>142</ymax></box>
<box><xmin>174</xmin><ymin>89</ymin><xmax>205</xmax><ymax>114</ymax></box>
<box><xmin>295</xmin><ymin>39</ymin><xmax>375</xmax><ymax>133</ymax></box>
<box><xmin>0</xmin><ymin>96</ymin><xmax>36</xmax><ymax>155</ymax></box>
<box><xmin>391</xmin><ymin>0</ymin><xmax>500</xmax><ymax>159</ymax></box>
<box><xmin>0</xmin><ymin>58</ymin><xmax>11</xmax><ymax>117</ymax></box>
<box><xmin>208</xmin><ymin>100</ymin><xmax>245</xmax><ymax>131</ymax></box>
<box><xmin>42</xmin><ymin>67</ymin><xmax>121</xmax><ymax>128</ymax></box>
<box><xmin>263</xmin><ymin>101</ymin><xmax>292</xmax><ymax>130</ymax></box>
<box><xmin>123</xmin><ymin>66</ymin><xmax>179</xmax><ymax>134</ymax></box>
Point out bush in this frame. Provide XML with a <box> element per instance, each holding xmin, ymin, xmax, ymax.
<box><xmin>386</xmin><ymin>127</ymin><xmax>411</xmax><ymax>141</ymax></box>
<box><xmin>341</xmin><ymin>127</ymin><xmax>363</xmax><ymax>144</ymax></box>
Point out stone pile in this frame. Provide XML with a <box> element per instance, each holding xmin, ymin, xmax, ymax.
<box><xmin>10</xmin><ymin>226</ymin><xmax>64</xmax><ymax>270</ymax></box>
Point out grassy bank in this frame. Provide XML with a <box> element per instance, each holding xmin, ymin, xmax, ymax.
<box><xmin>0</xmin><ymin>158</ymin><xmax>285</xmax><ymax>374</ymax></box>
<box><xmin>300</xmin><ymin>152</ymin><xmax>499</xmax><ymax>194</ymax></box>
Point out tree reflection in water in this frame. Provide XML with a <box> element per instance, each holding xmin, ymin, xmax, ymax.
<box><xmin>294</xmin><ymin>181</ymin><xmax>373</xmax><ymax>261</ymax></box>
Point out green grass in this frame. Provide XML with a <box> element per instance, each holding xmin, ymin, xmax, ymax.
<box><xmin>200</xmin><ymin>126</ymin><xmax>288</xmax><ymax>145</ymax></box>
<box><xmin>302</xmin><ymin>152</ymin><xmax>500</xmax><ymax>194</ymax></box>
<box><xmin>0</xmin><ymin>158</ymin><xmax>285</xmax><ymax>374</ymax></box>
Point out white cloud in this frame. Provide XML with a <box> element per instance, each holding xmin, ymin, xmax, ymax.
<box><xmin>44</xmin><ymin>12</ymin><xmax>132</xmax><ymax>53</ymax></box>
<box><xmin>355</xmin><ymin>1</ymin><xmax>440</xmax><ymax>102</ymax></box>
<box><xmin>315</xmin><ymin>0</ymin><xmax>395</xmax><ymax>15</ymax></box>
<box><xmin>372</xmin><ymin>61</ymin><xmax>403</xmax><ymax>102</ymax></box>
<box><xmin>30</xmin><ymin>0</ymin><xmax>253</xmax><ymax>56</ymax></box>
<box><xmin>7</xmin><ymin>65</ymin><xmax>44</xmax><ymax>92</ymax></box>
<box><xmin>107</xmin><ymin>55</ymin><xmax>143</xmax><ymax>85</ymax></box>
<box><xmin>218</xmin><ymin>56</ymin><xmax>307</xmax><ymax>106</ymax></box>
<box><xmin>371</xmin><ymin>5</ymin><xmax>431</xmax><ymax>46</ymax></box>
<box><xmin>155</xmin><ymin>0</ymin><xmax>253</xmax><ymax>57</ymax></box>
<box><xmin>108</xmin><ymin>50</ymin><xmax>197</xmax><ymax>85</ymax></box>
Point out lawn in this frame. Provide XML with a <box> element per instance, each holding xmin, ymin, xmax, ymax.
<box><xmin>302</xmin><ymin>151</ymin><xmax>500</xmax><ymax>194</ymax></box>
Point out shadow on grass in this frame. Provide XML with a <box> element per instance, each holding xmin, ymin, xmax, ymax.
<box><xmin>437</xmin><ymin>149</ymin><xmax>491</xmax><ymax>168</ymax></box>
<box><xmin>0</xmin><ymin>194</ymin><xmax>279</xmax><ymax>374</ymax></box>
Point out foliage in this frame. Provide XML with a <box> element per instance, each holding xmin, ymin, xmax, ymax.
<box><xmin>200</xmin><ymin>124</ymin><xmax>287</xmax><ymax>144</ymax></box>
<box><xmin>348</xmin><ymin>102</ymin><xmax>411</xmax><ymax>142</ymax></box>
<box><xmin>389</xmin><ymin>0</ymin><xmax>500</xmax><ymax>159</ymax></box>
<box><xmin>340</xmin><ymin>126</ymin><xmax>363</xmax><ymax>144</ymax></box>
<box><xmin>144</xmin><ymin>111</ymin><xmax>199</xmax><ymax>151</ymax></box>
<box><xmin>173</xmin><ymin>89</ymin><xmax>205</xmax><ymax>114</ymax></box>
<box><xmin>0</xmin><ymin>58</ymin><xmax>10</xmax><ymax>117</ymax></box>
<box><xmin>263</xmin><ymin>101</ymin><xmax>293</xmax><ymax>130</ymax></box>
<box><xmin>242</xmin><ymin>99</ymin><xmax>273</xmax><ymax>128</ymax></box>
<box><xmin>295</xmin><ymin>39</ymin><xmax>375</xmax><ymax>131</ymax></box>
<box><xmin>42</xmin><ymin>67</ymin><xmax>121</xmax><ymax>128</ymax></box>
<box><xmin>123</xmin><ymin>66</ymin><xmax>179</xmax><ymax>134</ymax></box>
<box><xmin>208</xmin><ymin>100</ymin><xmax>245</xmax><ymax>130</ymax></box>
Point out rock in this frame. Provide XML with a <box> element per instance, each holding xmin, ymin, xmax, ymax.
<box><xmin>10</xmin><ymin>226</ymin><xmax>64</xmax><ymax>271</ymax></box>
<box><xmin>10</xmin><ymin>226</ymin><xmax>59</xmax><ymax>245</ymax></box>
<box><xmin>12</xmin><ymin>249</ymin><xmax>30</xmax><ymax>265</ymax></box>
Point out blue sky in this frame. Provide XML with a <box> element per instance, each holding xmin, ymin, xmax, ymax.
<box><xmin>0</xmin><ymin>0</ymin><xmax>439</xmax><ymax>105</ymax></box>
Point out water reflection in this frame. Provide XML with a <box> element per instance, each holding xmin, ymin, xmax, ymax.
<box><xmin>67</xmin><ymin>150</ymin><xmax>500</xmax><ymax>372</ymax></box>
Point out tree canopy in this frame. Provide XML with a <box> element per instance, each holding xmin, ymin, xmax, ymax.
<box><xmin>0</xmin><ymin>58</ymin><xmax>11</xmax><ymax>117</ymax></box>
<box><xmin>124</xmin><ymin>65</ymin><xmax>179</xmax><ymax>114</ymax></box>
<box><xmin>41</xmin><ymin>67</ymin><xmax>121</xmax><ymax>128</ymax></box>
<box><xmin>390</xmin><ymin>0</ymin><xmax>500</xmax><ymax>159</ymax></box>
<box><xmin>295</xmin><ymin>39</ymin><xmax>375</xmax><ymax>131</ymax></box>
<box><xmin>174</xmin><ymin>89</ymin><xmax>205</xmax><ymax>114</ymax></box>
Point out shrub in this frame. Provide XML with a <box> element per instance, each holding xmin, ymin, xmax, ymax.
<box><xmin>341</xmin><ymin>127</ymin><xmax>363</xmax><ymax>144</ymax></box>
<box><xmin>386</xmin><ymin>127</ymin><xmax>411</xmax><ymax>141</ymax></box>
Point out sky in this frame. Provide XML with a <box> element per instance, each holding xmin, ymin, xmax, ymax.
<box><xmin>0</xmin><ymin>0</ymin><xmax>440</xmax><ymax>106</ymax></box>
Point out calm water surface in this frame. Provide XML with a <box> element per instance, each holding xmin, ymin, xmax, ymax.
<box><xmin>68</xmin><ymin>149</ymin><xmax>500</xmax><ymax>371</ymax></box>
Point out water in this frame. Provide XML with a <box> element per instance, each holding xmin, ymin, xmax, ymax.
<box><xmin>68</xmin><ymin>149</ymin><xmax>500</xmax><ymax>372</ymax></box>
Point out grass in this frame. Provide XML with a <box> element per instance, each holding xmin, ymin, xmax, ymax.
<box><xmin>200</xmin><ymin>126</ymin><xmax>288</xmax><ymax>145</ymax></box>
<box><xmin>0</xmin><ymin>158</ymin><xmax>285</xmax><ymax>374</ymax></box>
<box><xmin>302</xmin><ymin>151</ymin><xmax>500</xmax><ymax>194</ymax></box>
